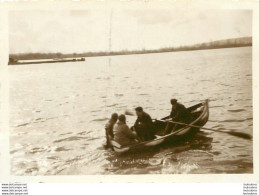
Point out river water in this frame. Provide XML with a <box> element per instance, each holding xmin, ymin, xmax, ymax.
<box><xmin>9</xmin><ymin>47</ymin><xmax>252</xmax><ymax>175</ymax></box>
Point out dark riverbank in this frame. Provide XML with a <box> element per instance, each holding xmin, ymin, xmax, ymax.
<box><xmin>9</xmin><ymin>37</ymin><xmax>252</xmax><ymax>65</ymax></box>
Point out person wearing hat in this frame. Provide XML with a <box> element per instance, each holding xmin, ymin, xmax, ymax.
<box><xmin>113</xmin><ymin>114</ymin><xmax>138</xmax><ymax>146</ymax></box>
<box><xmin>133</xmin><ymin>107</ymin><xmax>154</xmax><ymax>141</ymax></box>
<box><xmin>104</xmin><ymin>113</ymin><xmax>118</xmax><ymax>148</ymax></box>
<box><xmin>164</xmin><ymin>99</ymin><xmax>192</xmax><ymax>134</ymax></box>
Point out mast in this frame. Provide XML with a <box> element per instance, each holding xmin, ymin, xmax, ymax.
<box><xmin>108</xmin><ymin>9</ymin><xmax>113</xmax><ymax>66</ymax></box>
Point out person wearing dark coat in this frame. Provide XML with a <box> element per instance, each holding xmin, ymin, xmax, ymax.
<box><xmin>170</xmin><ymin>99</ymin><xmax>191</xmax><ymax>122</ymax></box>
<box><xmin>164</xmin><ymin>99</ymin><xmax>192</xmax><ymax>134</ymax></box>
<box><xmin>105</xmin><ymin>113</ymin><xmax>118</xmax><ymax>147</ymax></box>
<box><xmin>134</xmin><ymin>107</ymin><xmax>154</xmax><ymax>141</ymax></box>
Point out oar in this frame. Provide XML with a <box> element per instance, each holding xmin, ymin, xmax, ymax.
<box><xmin>156</xmin><ymin>119</ymin><xmax>252</xmax><ymax>140</ymax></box>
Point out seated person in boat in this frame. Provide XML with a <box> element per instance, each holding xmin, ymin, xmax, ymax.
<box><xmin>133</xmin><ymin>107</ymin><xmax>154</xmax><ymax>141</ymax></box>
<box><xmin>113</xmin><ymin>114</ymin><xmax>138</xmax><ymax>146</ymax></box>
<box><xmin>164</xmin><ymin>99</ymin><xmax>192</xmax><ymax>134</ymax></box>
<box><xmin>105</xmin><ymin>113</ymin><xmax>118</xmax><ymax>147</ymax></box>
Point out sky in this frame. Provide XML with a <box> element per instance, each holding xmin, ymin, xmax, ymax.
<box><xmin>9</xmin><ymin>9</ymin><xmax>252</xmax><ymax>54</ymax></box>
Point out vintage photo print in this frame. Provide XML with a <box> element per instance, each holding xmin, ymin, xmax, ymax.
<box><xmin>1</xmin><ymin>4</ymin><xmax>254</xmax><ymax>179</ymax></box>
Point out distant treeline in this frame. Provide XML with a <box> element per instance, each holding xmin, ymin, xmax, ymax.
<box><xmin>10</xmin><ymin>37</ymin><xmax>252</xmax><ymax>61</ymax></box>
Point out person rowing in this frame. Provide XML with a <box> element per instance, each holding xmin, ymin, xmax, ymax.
<box><xmin>113</xmin><ymin>114</ymin><xmax>139</xmax><ymax>146</ymax></box>
<box><xmin>104</xmin><ymin>113</ymin><xmax>118</xmax><ymax>148</ymax></box>
<box><xmin>164</xmin><ymin>99</ymin><xmax>192</xmax><ymax>134</ymax></box>
<box><xmin>133</xmin><ymin>107</ymin><xmax>154</xmax><ymax>141</ymax></box>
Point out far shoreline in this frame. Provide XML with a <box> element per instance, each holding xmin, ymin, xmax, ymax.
<box><xmin>8</xmin><ymin>45</ymin><xmax>252</xmax><ymax>66</ymax></box>
<box><xmin>81</xmin><ymin>45</ymin><xmax>252</xmax><ymax>58</ymax></box>
<box><xmin>9</xmin><ymin>37</ymin><xmax>252</xmax><ymax>65</ymax></box>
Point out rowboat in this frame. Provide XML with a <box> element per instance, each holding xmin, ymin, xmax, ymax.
<box><xmin>110</xmin><ymin>100</ymin><xmax>209</xmax><ymax>154</ymax></box>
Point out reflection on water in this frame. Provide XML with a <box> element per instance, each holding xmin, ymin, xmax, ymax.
<box><xmin>104</xmin><ymin>132</ymin><xmax>214</xmax><ymax>174</ymax></box>
<box><xmin>9</xmin><ymin>47</ymin><xmax>252</xmax><ymax>175</ymax></box>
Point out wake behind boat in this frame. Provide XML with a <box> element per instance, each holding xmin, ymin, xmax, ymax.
<box><xmin>109</xmin><ymin>100</ymin><xmax>209</xmax><ymax>154</ymax></box>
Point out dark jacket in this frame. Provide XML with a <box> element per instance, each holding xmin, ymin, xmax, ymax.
<box><xmin>134</xmin><ymin>112</ymin><xmax>154</xmax><ymax>140</ymax></box>
<box><xmin>113</xmin><ymin>121</ymin><xmax>137</xmax><ymax>146</ymax></box>
<box><xmin>170</xmin><ymin>103</ymin><xmax>191</xmax><ymax>122</ymax></box>
<box><xmin>134</xmin><ymin>112</ymin><xmax>153</xmax><ymax>127</ymax></box>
